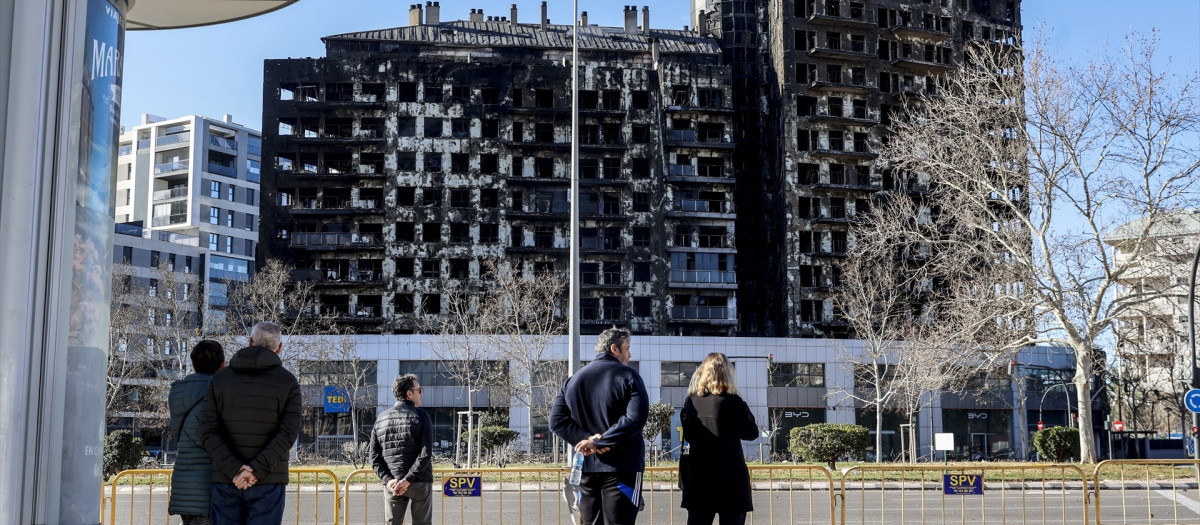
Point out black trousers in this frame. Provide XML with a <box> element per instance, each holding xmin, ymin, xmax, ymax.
<box><xmin>578</xmin><ymin>472</ymin><xmax>642</xmax><ymax>525</ymax></box>
<box><xmin>686</xmin><ymin>509</ymin><xmax>747</xmax><ymax>525</ymax></box>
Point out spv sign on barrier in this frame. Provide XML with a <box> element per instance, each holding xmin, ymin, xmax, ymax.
<box><xmin>943</xmin><ymin>474</ymin><xmax>984</xmax><ymax>495</ymax></box>
<box><xmin>443</xmin><ymin>475</ymin><xmax>482</xmax><ymax>497</ymax></box>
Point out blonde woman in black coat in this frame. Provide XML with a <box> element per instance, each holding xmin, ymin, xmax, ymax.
<box><xmin>679</xmin><ymin>352</ymin><xmax>759</xmax><ymax>525</ymax></box>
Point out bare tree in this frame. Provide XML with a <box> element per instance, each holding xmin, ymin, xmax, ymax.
<box><xmin>482</xmin><ymin>261</ymin><xmax>567</xmax><ymax>453</ymax></box>
<box><xmin>425</xmin><ymin>279</ymin><xmax>511</xmax><ymax>468</ymax></box>
<box><xmin>211</xmin><ymin>257</ymin><xmax>326</xmax><ymax>370</ymax></box>
<box><xmin>881</xmin><ymin>32</ymin><xmax>1200</xmax><ymax>462</ymax></box>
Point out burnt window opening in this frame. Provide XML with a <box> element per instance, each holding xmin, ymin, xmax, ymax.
<box><xmin>480</xmin><ymin>86</ymin><xmax>499</xmax><ymax>104</ymax></box>
<box><xmin>361</xmin><ymin>118</ymin><xmax>385</xmax><ymax>138</ymax></box>
<box><xmin>423</xmin><ymin>223</ymin><xmax>442</xmax><ymax>243</ymax></box>
<box><xmin>534</xmin><ymin>226</ymin><xmax>554</xmax><ymax>248</ymax></box>
<box><xmin>510</xmin><ymin>225</ymin><xmax>525</xmax><ymax>246</ymax></box>
<box><xmin>831</xmin><ymin>231</ymin><xmax>848</xmax><ymax>253</ymax></box>
<box><xmin>535</xmin><ymin>123</ymin><xmax>555</xmax><ymax>143</ymax></box>
<box><xmin>397</xmin><ymin>82</ymin><xmax>417</xmax><ymax>102</ymax></box>
<box><xmin>448</xmin><ymin>258</ymin><xmax>469</xmax><ymax>278</ymax></box>
<box><xmin>578</xmin><ymin>90</ymin><xmax>599</xmax><ymax>109</ymax></box>
<box><xmin>602</xmin><ymin>157</ymin><xmax>621</xmax><ymax>179</ymax></box>
<box><xmin>396</xmin><ymin>187</ymin><xmax>415</xmax><ymax>205</ymax></box>
<box><xmin>602</xmin><ymin>297</ymin><xmax>622</xmax><ymax>320</ymax></box>
<box><xmin>398</xmin><ymin>117</ymin><xmax>417</xmax><ymax>137</ymax></box>
<box><xmin>631</xmin><ymin>90</ymin><xmax>650</xmax><ymax>109</ymax></box>
<box><xmin>632</xmin><ymin>227</ymin><xmax>650</xmax><ymax>247</ymax></box>
<box><xmin>698</xmin><ymin>88</ymin><xmax>723</xmax><ymax>108</ymax></box>
<box><xmin>632</xmin><ymin>158</ymin><xmax>650</xmax><ymax>178</ymax></box>
<box><xmin>579</xmin><ymin>124</ymin><xmax>600</xmax><ymax>145</ymax></box>
<box><xmin>671</xmin><ymin>85</ymin><xmax>691</xmax><ymax>106</ymax></box>
<box><xmin>451</xmin><ymin>118</ymin><xmax>470</xmax><ymax>138</ymax></box>
<box><xmin>697</xmin><ymin>157</ymin><xmax>725</xmax><ymax>178</ymax></box>
<box><xmin>423</xmin><ymin>84</ymin><xmax>444</xmax><ymax>103</ymax></box>
<box><xmin>798</xmin><ymin>231</ymin><xmax>814</xmax><ymax>253</ymax></box>
<box><xmin>633</xmin><ymin>297</ymin><xmax>652</xmax><ymax>317</ymax></box>
<box><xmin>797</xmin><ymin>129</ymin><xmax>817</xmax><ymax>151</ymax></box>
<box><xmin>826</xmin><ymin>65</ymin><xmax>842</xmax><ymax>84</ymax></box>
<box><xmin>534</xmin><ymin>157</ymin><xmax>555</xmax><ymax>178</ymax></box>
<box><xmin>797</xmin><ymin>96</ymin><xmax>817</xmax><ymax>117</ymax></box>
<box><xmin>481</xmin><ymin>119</ymin><xmax>499</xmax><ymax>139</ymax></box>
<box><xmin>512</xmin><ymin>122</ymin><xmax>524</xmax><ymax>142</ymax></box>
<box><xmin>394</xmin><ymin>293</ymin><xmax>415</xmax><ymax>314</ymax></box>
<box><xmin>601</xmin><ymin>90</ymin><xmax>621</xmax><ymax>110</ymax></box>
<box><xmin>450</xmin><ymin>188</ymin><xmax>471</xmax><ymax>208</ymax></box>
<box><xmin>532</xmin><ymin>261</ymin><xmax>554</xmax><ymax>275</ymax></box>
<box><xmin>479</xmin><ymin>223</ymin><xmax>499</xmax><ymax>243</ymax></box>
<box><xmin>797</xmin><ymin>62</ymin><xmax>817</xmax><ymax>84</ymax></box>
<box><xmin>480</xmin><ymin>154</ymin><xmax>499</xmax><ymax>174</ymax></box>
<box><xmin>798</xmin><ymin>162</ymin><xmax>818</xmax><ymax>184</ymax></box>
<box><xmin>421</xmin><ymin>188</ymin><xmax>442</xmax><ymax>207</ymax></box>
<box><xmin>421</xmin><ymin>259</ymin><xmax>441</xmax><ymax>278</ymax></box>
<box><xmin>396</xmin><ymin>257</ymin><xmax>415</xmax><ymax>278</ymax></box>
<box><xmin>396</xmin><ymin>222</ymin><xmax>415</xmax><ymax>242</ymax></box>
<box><xmin>828</xmin><ymin>130</ymin><xmax>845</xmax><ymax>151</ymax></box>
<box><xmin>534</xmin><ymin>88</ymin><xmax>554</xmax><ymax>108</ymax></box>
<box><xmin>510</xmin><ymin>156</ymin><xmax>524</xmax><ymax>177</ymax></box>
<box><xmin>631</xmin><ymin>125</ymin><xmax>651</xmax><ymax>143</ymax></box>
<box><xmin>852</xmin><ymin>99</ymin><xmax>867</xmax><ymax>119</ymax></box>
<box><xmin>697</xmin><ymin>122</ymin><xmax>725</xmax><ymax>143</ymax></box>
<box><xmin>450</xmin><ymin>85</ymin><xmax>470</xmax><ymax>103</ymax></box>
<box><xmin>581</xmin><ymin>262</ymin><xmax>599</xmax><ymax>285</ymax></box>
<box><xmin>674</xmin><ymin>225</ymin><xmax>691</xmax><ymax>247</ymax></box>
<box><xmin>830</xmin><ymin>197</ymin><xmax>846</xmax><ymax>219</ymax></box>
<box><xmin>360</xmin><ymin>153</ymin><xmax>384</xmax><ymax>173</ymax></box>
<box><xmin>450</xmin><ymin>154</ymin><xmax>469</xmax><ymax>174</ymax></box>
<box><xmin>424</xmin><ymin>118</ymin><xmax>443</xmax><ymax>138</ymax></box>
<box><xmin>829</xmin><ymin>97</ymin><xmax>844</xmax><ymax>117</ymax></box>
<box><xmin>829</xmin><ymin>164</ymin><xmax>846</xmax><ymax>185</ymax></box>
<box><xmin>511</xmin><ymin>87</ymin><xmax>523</xmax><ymax>107</ymax></box>
<box><xmin>854</xmin><ymin>132</ymin><xmax>870</xmax><ymax>153</ymax></box>
<box><xmin>423</xmin><ymin>154</ymin><xmax>443</xmax><ymax>172</ymax></box>
<box><xmin>580</xmin><ymin>159</ymin><xmax>599</xmax><ymax>179</ymax></box>
<box><xmin>826</xmin><ymin>31</ymin><xmax>841</xmax><ymax>50</ymax></box>
<box><xmin>632</xmin><ymin>192</ymin><xmax>651</xmax><ymax>212</ymax></box>
<box><xmin>602</xmin><ymin>123</ymin><xmax>621</xmax><ymax>145</ymax></box>
<box><xmin>634</xmin><ymin>261</ymin><xmax>651</xmax><ymax>281</ymax></box>
<box><xmin>421</xmin><ymin>293</ymin><xmax>441</xmax><ymax>314</ymax></box>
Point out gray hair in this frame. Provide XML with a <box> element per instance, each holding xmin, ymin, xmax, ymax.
<box><xmin>595</xmin><ymin>326</ymin><xmax>631</xmax><ymax>355</ymax></box>
<box><xmin>250</xmin><ymin>321</ymin><xmax>283</xmax><ymax>351</ymax></box>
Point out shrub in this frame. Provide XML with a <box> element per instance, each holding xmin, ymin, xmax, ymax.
<box><xmin>644</xmin><ymin>402</ymin><xmax>675</xmax><ymax>443</ymax></box>
<box><xmin>1033</xmin><ymin>426</ymin><xmax>1080</xmax><ymax>462</ymax></box>
<box><xmin>461</xmin><ymin>425</ymin><xmax>521</xmax><ymax>451</ymax></box>
<box><xmin>103</xmin><ymin>430</ymin><xmax>145</xmax><ymax>480</ymax></box>
<box><xmin>788</xmin><ymin>423</ymin><xmax>870</xmax><ymax>469</ymax></box>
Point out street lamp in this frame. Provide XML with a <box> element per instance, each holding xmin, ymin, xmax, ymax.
<box><xmin>1038</xmin><ymin>382</ymin><xmax>1075</xmax><ymax>430</ymax></box>
<box><xmin>1187</xmin><ymin>239</ymin><xmax>1200</xmax><ymax>475</ymax></box>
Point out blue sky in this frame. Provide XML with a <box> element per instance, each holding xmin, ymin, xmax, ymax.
<box><xmin>120</xmin><ymin>0</ymin><xmax>1199</xmax><ymax>131</ymax></box>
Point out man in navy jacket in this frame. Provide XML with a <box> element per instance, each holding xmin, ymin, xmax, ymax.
<box><xmin>550</xmin><ymin>327</ymin><xmax>649</xmax><ymax>525</ymax></box>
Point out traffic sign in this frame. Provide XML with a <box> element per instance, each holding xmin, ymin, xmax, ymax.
<box><xmin>1112</xmin><ymin>420</ymin><xmax>1124</xmax><ymax>432</ymax></box>
<box><xmin>1187</xmin><ymin>389</ymin><xmax>1200</xmax><ymax>413</ymax></box>
<box><xmin>1037</xmin><ymin>421</ymin><xmax>1044</xmax><ymax>431</ymax></box>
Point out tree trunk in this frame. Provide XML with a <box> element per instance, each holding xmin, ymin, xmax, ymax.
<box><xmin>1073</xmin><ymin>349</ymin><xmax>1096</xmax><ymax>463</ymax></box>
<box><xmin>875</xmin><ymin>393</ymin><xmax>884</xmax><ymax>463</ymax></box>
<box><xmin>467</xmin><ymin>391</ymin><xmax>475</xmax><ymax>468</ymax></box>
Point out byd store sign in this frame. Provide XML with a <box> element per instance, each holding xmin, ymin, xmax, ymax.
<box><xmin>967</xmin><ymin>412</ymin><xmax>988</xmax><ymax>420</ymax></box>
<box><xmin>782</xmin><ymin>411</ymin><xmax>812</xmax><ymax>419</ymax></box>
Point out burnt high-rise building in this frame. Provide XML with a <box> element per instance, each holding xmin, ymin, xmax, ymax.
<box><xmin>259</xmin><ymin>0</ymin><xmax>1019</xmax><ymax>337</ymax></box>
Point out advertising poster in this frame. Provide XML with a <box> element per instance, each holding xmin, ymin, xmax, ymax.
<box><xmin>61</xmin><ymin>0</ymin><xmax>123</xmax><ymax>522</ymax></box>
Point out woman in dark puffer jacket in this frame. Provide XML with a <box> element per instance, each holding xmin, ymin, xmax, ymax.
<box><xmin>168</xmin><ymin>340</ymin><xmax>225</xmax><ymax>524</ymax></box>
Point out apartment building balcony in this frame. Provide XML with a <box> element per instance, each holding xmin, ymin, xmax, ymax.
<box><xmin>667</xmin><ymin>165</ymin><xmax>733</xmax><ymax>184</ymax></box>
<box><xmin>890</xmin><ymin>25</ymin><xmax>952</xmax><ymax>43</ymax></box>
<box><xmin>298</xmin><ymin>95</ymin><xmax>387</xmax><ymax>109</ymax></box>
<box><xmin>287</xmin><ymin>167</ymin><xmax>387</xmax><ymax>181</ymax></box>
<box><xmin>206</xmin><ymin>162</ymin><xmax>237</xmax><ymax>178</ymax></box>
<box><xmin>118</xmin><ymin>144</ymin><xmax>133</xmax><ymax>156</ymax></box>
<box><xmin>669</xmin><ymin>306</ymin><xmax>736</xmax><ymax>324</ymax></box>
<box><xmin>508</xmin><ymin>106</ymin><xmax>569</xmax><ymax>116</ymax></box>
<box><xmin>289</xmin><ymin>232</ymin><xmax>383</xmax><ymax>250</ymax></box>
<box><xmin>506</xmin><ymin>175</ymin><xmax>570</xmax><ymax>186</ymax></box>
<box><xmin>806</xmin><ymin>80</ymin><xmax>875</xmax><ymax>95</ymax></box>
<box><xmin>806</xmin><ymin>112</ymin><xmax>878</xmax><ymax>127</ymax></box>
<box><xmin>664</xmin><ymin>104</ymin><xmax>734</xmax><ymax>114</ymax></box>
<box><xmin>805</xmin><ymin>46</ymin><xmax>874</xmax><ymax>62</ymax></box>
<box><xmin>667</xmin><ymin>164</ymin><xmax>696</xmax><ymax>177</ymax></box>
<box><xmin>293</xmin><ymin>268</ymin><xmax>383</xmax><ymax>286</ymax></box>
<box><xmin>209</xmin><ymin>135</ymin><xmax>238</xmax><ymax>151</ymax></box>
<box><xmin>156</xmin><ymin>133</ymin><xmax>190</xmax><ymax>148</ymax></box>
<box><xmin>668</xmin><ymin>270</ymin><xmax>737</xmax><ymax>289</ymax></box>
<box><xmin>805</xmin><ymin>12</ymin><xmax>875</xmax><ymax>29</ymax></box>
<box><xmin>889</xmin><ymin>57</ymin><xmax>954</xmax><ymax>74</ymax></box>
<box><xmin>291</xmin><ymin>199</ymin><xmax>382</xmax><ymax>216</ymax></box>
<box><xmin>579</xmin><ymin>202</ymin><xmax>625</xmax><ymax>220</ymax></box>
<box><xmin>810</xmin><ymin>214</ymin><xmax>852</xmax><ymax>225</ymax></box>
<box><xmin>579</xmin><ymin>238</ymin><xmax>625</xmax><ymax>254</ymax></box>
<box><xmin>808</xmin><ymin>148</ymin><xmax>876</xmax><ymax>161</ymax></box>
<box><xmin>507</xmin><ymin>200</ymin><xmax>569</xmax><ymax>219</ymax></box>
<box><xmin>291</xmin><ymin>130</ymin><xmax>386</xmax><ymax>144</ymax></box>
<box><xmin>153</xmin><ymin>160</ymin><xmax>189</xmax><ymax>176</ymax></box>
<box><xmin>667</xmin><ymin>200</ymin><xmax>735</xmax><ymax>218</ymax></box>
<box><xmin>152</xmin><ymin>187</ymin><xmax>189</xmax><ymax>202</ymax></box>
<box><xmin>505</xmin><ymin>245</ymin><xmax>566</xmax><ymax>255</ymax></box>
<box><xmin>665</xmin><ymin>130</ymin><xmax>735</xmax><ymax>150</ymax></box>
<box><xmin>509</xmin><ymin>139</ymin><xmax>571</xmax><ymax>152</ymax></box>
<box><xmin>151</xmin><ymin>213</ymin><xmax>188</xmax><ymax>227</ymax></box>
<box><xmin>336</xmin><ymin>306</ymin><xmax>385</xmax><ymax>324</ymax></box>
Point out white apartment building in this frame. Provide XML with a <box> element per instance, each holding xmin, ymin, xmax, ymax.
<box><xmin>1108</xmin><ymin>210</ymin><xmax>1200</xmax><ymax>435</ymax></box>
<box><xmin>116</xmin><ymin>114</ymin><xmax>263</xmax><ymax>316</ymax></box>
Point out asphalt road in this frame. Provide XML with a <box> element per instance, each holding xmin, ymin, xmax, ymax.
<box><xmin>106</xmin><ymin>484</ymin><xmax>1200</xmax><ymax>524</ymax></box>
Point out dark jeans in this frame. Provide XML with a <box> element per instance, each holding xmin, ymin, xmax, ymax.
<box><xmin>384</xmin><ymin>481</ymin><xmax>433</xmax><ymax>525</ymax></box>
<box><xmin>578</xmin><ymin>472</ymin><xmax>642</xmax><ymax>525</ymax></box>
<box><xmin>686</xmin><ymin>509</ymin><xmax>747</xmax><ymax>525</ymax></box>
<box><xmin>210</xmin><ymin>483</ymin><xmax>285</xmax><ymax>525</ymax></box>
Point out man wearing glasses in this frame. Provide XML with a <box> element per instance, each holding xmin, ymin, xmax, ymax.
<box><xmin>369</xmin><ymin>373</ymin><xmax>434</xmax><ymax>525</ymax></box>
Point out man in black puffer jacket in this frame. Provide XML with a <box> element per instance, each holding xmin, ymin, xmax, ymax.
<box><xmin>369</xmin><ymin>373</ymin><xmax>433</xmax><ymax>525</ymax></box>
<box><xmin>199</xmin><ymin>321</ymin><xmax>302</xmax><ymax>525</ymax></box>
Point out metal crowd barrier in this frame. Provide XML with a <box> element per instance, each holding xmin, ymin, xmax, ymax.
<box><xmin>838</xmin><ymin>463</ymin><xmax>1091</xmax><ymax>525</ymax></box>
<box><xmin>103</xmin><ymin>467</ymin><xmax>340</xmax><ymax>525</ymax></box>
<box><xmin>747</xmin><ymin>465</ymin><xmax>837</xmax><ymax>525</ymax></box>
<box><xmin>1092</xmin><ymin>459</ymin><xmax>1200</xmax><ymax>524</ymax></box>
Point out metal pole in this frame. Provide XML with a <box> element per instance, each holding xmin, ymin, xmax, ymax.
<box><xmin>1188</xmin><ymin>240</ymin><xmax>1200</xmax><ymax>479</ymax></box>
<box><xmin>567</xmin><ymin>0</ymin><xmax>581</xmax><ymax>378</ymax></box>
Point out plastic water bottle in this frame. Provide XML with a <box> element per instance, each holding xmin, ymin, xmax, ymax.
<box><xmin>568</xmin><ymin>451</ymin><xmax>585</xmax><ymax>485</ymax></box>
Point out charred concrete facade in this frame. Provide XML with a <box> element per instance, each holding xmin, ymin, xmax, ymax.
<box><xmin>692</xmin><ymin>0</ymin><xmax>1021</xmax><ymax>337</ymax></box>
<box><xmin>259</xmin><ymin>0</ymin><xmax>1020</xmax><ymax>338</ymax></box>
<box><xmin>260</xmin><ymin>5</ymin><xmax>739</xmax><ymax>336</ymax></box>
